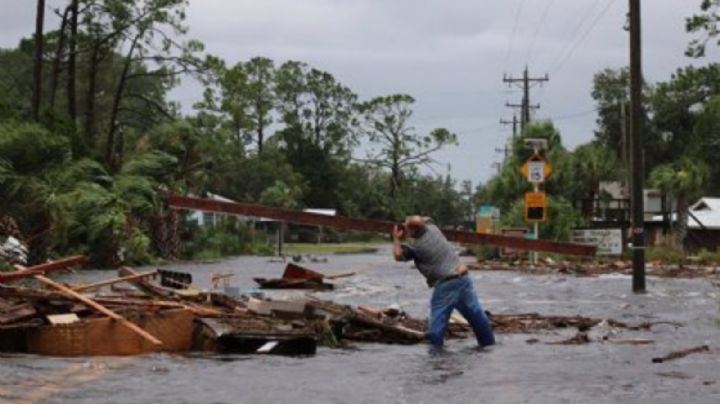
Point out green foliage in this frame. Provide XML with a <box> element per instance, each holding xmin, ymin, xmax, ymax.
<box><xmin>646</xmin><ymin>245</ymin><xmax>687</xmax><ymax>264</ymax></box>
<box><xmin>697</xmin><ymin>248</ymin><xmax>720</xmax><ymax>264</ymax></box>
<box><xmin>649</xmin><ymin>157</ymin><xmax>709</xmax><ymax>199</ymax></box>
<box><xmin>466</xmin><ymin>245</ymin><xmax>500</xmax><ymax>261</ymax></box>
<box><xmin>686</xmin><ymin>0</ymin><xmax>720</xmax><ymax>57</ymax></box>
<box><xmin>181</xmin><ymin>220</ymin><xmax>273</xmax><ymax>260</ymax></box>
<box><xmin>259</xmin><ymin>180</ymin><xmax>304</xmax><ymax>209</ymax></box>
<box><xmin>501</xmin><ymin>195</ymin><xmax>585</xmax><ymax>242</ymax></box>
<box><xmin>357</xmin><ymin>94</ymin><xmax>457</xmax><ymax>198</ymax></box>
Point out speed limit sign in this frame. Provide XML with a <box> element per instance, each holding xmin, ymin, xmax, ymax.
<box><xmin>520</xmin><ymin>155</ymin><xmax>552</xmax><ymax>184</ymax></box>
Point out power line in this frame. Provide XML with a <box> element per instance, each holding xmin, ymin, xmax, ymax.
<box><xmin>436</xmin><ymin>107</ymin><xmax>598</xmax><ymax>136</ymax></box>
<box><xmin>503</xmin><ymin>0</ymin><xmax>527</xmax><ymax>73</ymax></box>
<box><xmin>550</xmin><ymin>0</ymin><xmax>619</xmax><ymax>75</ymax></box>
<box><xmin>543</xmin><ymin>0</ymin><xmax>605</xmax><ymax>73</ymax></box>
<box><xmin>525</xmin><ymin>0</ymin><xmax>556</xmax><ymax>64</ymax></box>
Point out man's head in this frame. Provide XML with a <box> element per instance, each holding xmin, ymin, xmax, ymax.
<box><xmin>404</xmin><ymin>215</ymin><xmax>429</xmax><ymax>238</ymax></box>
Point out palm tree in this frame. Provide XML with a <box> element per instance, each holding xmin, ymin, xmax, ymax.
<box><xmin>650</xmin><ymin>157</ymin><xmax>709</xmax><ymax>249</ymax></box>
<box><xmin>58</xmin><ymin>150</ymin><xmax>178</xmax><ymax>267</ymax></box>
<box><xmin>572</xmin><ymin>142</ymin><xmax>620</xmax><ymax>219</ymax></box>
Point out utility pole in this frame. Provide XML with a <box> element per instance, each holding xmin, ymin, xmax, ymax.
<box><xmin>629</xmin><ymin>0</ymin><xmax>646</xmax><ymax>292</ymax></box>
<box><xmin>495</xmin><ymin>144</ymin><xmax>510</xmax><ymax>160</ymax></box>
<box><xmin>32</xmin><ymin>0</ymin><xmax>46</xmax><ymax>121</ymax></box>
<box><xmin>501</xmin><ymin>115</ymin><xmax>519</xmax><ymax>139</ymax></box>
<box><xmin>505</xmin><ymin>102</ymin><xmax>540</xmax><ymax>132</ymax></box>
<box><xmin>503</xmin><ymin>67</ymin><xmax>549</xmax><ymax>132</ymax></box>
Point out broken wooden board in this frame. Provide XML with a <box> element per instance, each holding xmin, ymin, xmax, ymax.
<box><xmin>194</xmin><ymin>317</ymin><xmax>317</xmax><ymax>355</ymax></box>
<box><xmin>253</xmin><ymin>277</ymin><xmax>334</xmax><ymax>290</ymax></box>
<box><xmin>26</xmin><ymin>308</ymin><xmax>194</xmax><ymax>356</ymax></box>
<box><xmin>0</xmin><ymin>255</ymin><xmax>87</xmax><ymax>283</ymax></box>
<box><xmin>167</xmin><ymin>194</ymin><xmax>596</xmax><ymax>256</ymax></box>
<box><xmin>72</xmin><ymin>271</ymin><xmax>158</xmax><ymax>293</ymax></box>
<box><xmin>652</xmin><ymin>345</ymin><xmax>710</xmax><ymax>363</ymax></box>
<box><xmin>0</xmin><ymin>303</ymin><xmax>37</xmax><ymax>325</ymax></box>
<box><xmin>46</xmin><ymin>313</ymin><xmax>80</xmax><ymax>325</ymax></box>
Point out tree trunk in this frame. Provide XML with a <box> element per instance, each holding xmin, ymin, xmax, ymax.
<box><xmin>49</xmin><ymin>5</ymin><xmax>70</xmax><ymax>109</ymax></box>
<box><xmin>149</xmin><ymin>210</ymin><xmax>180</xmax><ymax>260</ymax></box>
<box><xmin>26</xmin><ymin>223</ymin><xmax>50</xmax><ymax>266</ymax></box>
<box><xmin>583</xmin><ymin>190</ymin><xmax>596</xmax><ymax>219</ymax></box>
<box><xmin>106</xmin><ymin>33</ymin><xmax>141</xmax><ymax>170</ymax></box>
<box><xmin>257</xmin><ymin>112</ymin><xmax>264</xmax><ymax>153</ymax></box>
<box><xmin>66</xmin><ymin>0</ymin><xmax>78</xmax><ymax>124</ymax></box>
<box><xmin>32</xmin><ymin>0</ymin><xmax>46</xmax><ymax>121</ymax></box>
<box><xmin>84</xmin><ymin>44</ymin><xmax>100</xmax><ymax>149</ymax></box>
<box><xmin>674</xmin><ymin>195</ymin><xmax>689</xmax><ymax>250</ymax></box>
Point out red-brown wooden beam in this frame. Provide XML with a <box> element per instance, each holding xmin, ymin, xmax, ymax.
<box><xmin>167</xmin><ymin>195</ymin><xmax>596</xmax><ymax>257</ymax></box>
<box><xmin>0</xmin><ymin>255</ymin><xmax>87</xmax><ymax>283</ymax></box>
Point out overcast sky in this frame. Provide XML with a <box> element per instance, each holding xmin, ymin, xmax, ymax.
<box><xmin>1</xmin><ymin>0</ymin><xmax>711</xmax><ymax>187</ymax></box>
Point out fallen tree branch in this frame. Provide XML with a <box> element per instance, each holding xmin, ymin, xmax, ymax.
<box><xmin>652</xmin><ymin>345</ymin><xmax>710</xmax><ymax>363</ymax></box>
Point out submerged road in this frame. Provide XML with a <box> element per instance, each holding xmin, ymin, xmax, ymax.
<box><xmin>1</xmin><ymin>246</ymin><xmax>719</xmax><ymax>404</ymax></box>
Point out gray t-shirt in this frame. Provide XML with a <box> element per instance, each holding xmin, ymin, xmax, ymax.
<box><xmin>399</xmin><ymin>224</ymin><xmax>459</xmax><ymax>287</ymax></box>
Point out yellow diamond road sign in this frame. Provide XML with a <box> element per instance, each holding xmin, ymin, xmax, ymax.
<box><xmin>520</xmin><ymin>155</ymin><xmax>552</xmax><ymax>183</ymax></box>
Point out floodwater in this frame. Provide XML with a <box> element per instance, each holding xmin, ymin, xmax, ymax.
<box><xmin>1</xmin><ymin>246</ymin><xmax>719</xmax><ymax>404</ymax></box>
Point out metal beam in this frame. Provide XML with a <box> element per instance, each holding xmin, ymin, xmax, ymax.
<box><xmin>167</xmin><ymin>195</ymin><xmax>596</xmax><ymax>257</ymax></box>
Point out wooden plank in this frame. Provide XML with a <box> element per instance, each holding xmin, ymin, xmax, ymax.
<box><xmin>0</xmin><ymin>256</ymin><xmax>87</xmax><ymax>283</ymax></box>
<box><xmin>0</xmin><ymin>285</ymin><xmax>69</xmax><ymax>301</ymax></box>
<box><xmin>166</xmin><ymin>194</ymin><xmax>596</xmax><ymax>256</ymax></box>
<box><xmin>118</xmin><ymin>266</ymin><xmax>173</xmax><ymax>298</ymax></box>
<box><xmin>32</xmin><ymin>274</ymin><xmax>162</xmax><ymax>346</ymax></box>
<box><xmin>72</xmin><ymin>271</ymin><xmax>158</xmax><ymax>292</ymax></box>
<box><xmin>652</xmin><ymin>345</ymin><xmax>710</xmax><ymax>363</ymax></box>
<box><xmin>0</xmin><ymin>303</ymin><xmax>37</xmax><ymax>325</ymax></box>
<box><xmin>26</xmin><ymin>308</ymin><xmax>193</xmax><ymax>356</ymax></box>
<box><xmin>47</xmin><ymin>313</ymin><xmax>80</xmax><ymax>325</ymax></box>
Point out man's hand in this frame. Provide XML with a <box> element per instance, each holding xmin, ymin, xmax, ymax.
<box><xmin>392</xmin><ymin>224</ymin><xmax>406</xmax><ymax>241</ymax></box>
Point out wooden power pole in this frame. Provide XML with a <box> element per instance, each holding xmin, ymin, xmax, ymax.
<box><xmin>629</xmin><ymin>0</ymin><xmax>646</xmax><ymax>292</ymax></box>
<box><xmin>503</xmin><ymin>67</ymin><xmax>549</xmax><ymax>132</ymax></box>
<box><xmin>32</xmin><ymin>0</ymin><xmax>46</xmax><ymax>121</ymax></box>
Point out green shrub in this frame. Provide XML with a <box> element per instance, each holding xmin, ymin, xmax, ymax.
<box><xmin>181</xmin><ymin>220</ymin><xmax>276</xmax><ymax>260</ymax></box>
<box><xmin>121</xmin><ymin>228</ymin><xmax>155</xmax><ymax>265</ymax></box>
<box><xmin>466</xmin><ymin>245</ymin><xmax>500</xmax><ymax>260</ymax></box>
<box><xmin>646</xmin><ymin>245</ymin><xmax>686</xmax><ymax>264</ymax></box>
<box><xmin>500</xmin><ymin>195</ymin><xmax>585</xmax><ymax>242</ymax></box>
<box><xmin>696</xmin><ymin>249</ymin><xmax>720</xmax><ymax>264</ymax></box>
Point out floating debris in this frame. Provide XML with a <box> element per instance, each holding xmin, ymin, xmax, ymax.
<box><xmin>0</xmin><ymin>255</ymin><xmax>663</xmax><ymax>357</ymax></box>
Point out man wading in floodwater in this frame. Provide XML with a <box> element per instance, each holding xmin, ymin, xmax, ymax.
<box><xmin>392</xmin><ymin>216</ymin><xmax>495</xmax><ymax>348</ymax></box>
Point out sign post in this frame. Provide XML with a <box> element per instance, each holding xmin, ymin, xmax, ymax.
<box><xmin>519</xmin><ymin>141</ymin><xmax>553</xmax><ymax>265</ymax></box>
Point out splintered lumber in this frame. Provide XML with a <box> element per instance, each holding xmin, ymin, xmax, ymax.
<box><xmin>31</xmin><ymin>273</ymin><xmax>162</xmax><ymax>346</ymax></box>
<box><xmin>118</xmin><ymin>266</ymin><xmax>173</xmax><ymax>298</ymax></box>
<box><xmin>72</xmin><ymin>271</ymin><xmax>158</xmax><ymax>293</ymax></box>
<box><xmin>0</xmin><ymin>303</ymin><xmax>37</xmax><ymax>325</ymax></box>
<box><xmin>0</xmin><ymin>285</ymin><xmax>69</xmax><ymax>301</ymax></box>
<box><xmin>281</xmin><ymin>263</ymin><xmax>354</xmax><ymax>281</ymax></box>
<box><xmin>1</xmin><ymin>255</ymin><xmax>87</xmax><ymax>282</ymax></box>
<box><xmin>166</xmin><ymin>194</ymin><xmax>596</xmax><ymax>256</ymax></box>
<box><xmin>652</xmin><ymin>345</ymin><xmax>710</xmax><ymax>363</ymax></box>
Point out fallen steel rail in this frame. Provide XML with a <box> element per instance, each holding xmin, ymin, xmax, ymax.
<box><xmin>167</xmin><ymin>195</ymin><xmax>596</xmax><ymax>257</ymax></box>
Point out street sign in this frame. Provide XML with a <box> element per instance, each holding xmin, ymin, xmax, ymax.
<box><xmin>524</xmin><ymin>191</ymin><xmax>547</xmax><ymax>223</ymax></box>
<box><xmin>571</xmin><ymin>228</ymin><xmax>623</xmax><ymax>256</ymax></box>
<box><xmin>520</xmin><ymin>154</ymin><xmax>552</xmax><ymax>183</ymax></box>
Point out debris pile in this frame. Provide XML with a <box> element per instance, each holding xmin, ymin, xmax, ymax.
<box><xmin>253</xmin><ymin>263</ymin><xmax>355</xmax><ymax>290</ymax></box>
<box><xmin>0</xmin><ymin>255</ymin><xmax>669</xmax><ymax>357</ymax></box>
<box><xmin>468</xmin><ymin>258</ymin><xmax>720</xmax><ymax>278</ymax></box>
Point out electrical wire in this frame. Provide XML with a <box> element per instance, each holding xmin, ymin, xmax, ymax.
<box><xmin>503</xmin><ymin>0</ymin><xmax>528</xmax><ymax>74</ymax></box>
<box><xmin>525</xmin><ymin>0</ymin><xmax>556</xmax><ymax>65</ymax></box>
<box><xmin>549</xmin><ymin>0</ymin><xmax>619</xmax><ymax>75</ymax></box>
<box><xmin>543</xmin><ymin>0</ymin><xmax>605</xmax><ymax>72</ymax></box>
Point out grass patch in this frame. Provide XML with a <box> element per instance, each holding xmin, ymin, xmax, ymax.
<box><xmin>284</xmin><ymin>242</ymin><xmax>381</xmax><ymax>255</ymax></box>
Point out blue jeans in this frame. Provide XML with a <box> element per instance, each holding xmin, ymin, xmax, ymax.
<box><xmin>428</xmin><ymin>274</ymin><xmax>495</xmax><ymax>347</ymax></box>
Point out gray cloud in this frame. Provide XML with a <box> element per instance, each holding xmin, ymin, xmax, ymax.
<box><xmin>0</xmin><ymin>0</ymin><xmax>709</xmax><ymax>187</ymax></box>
